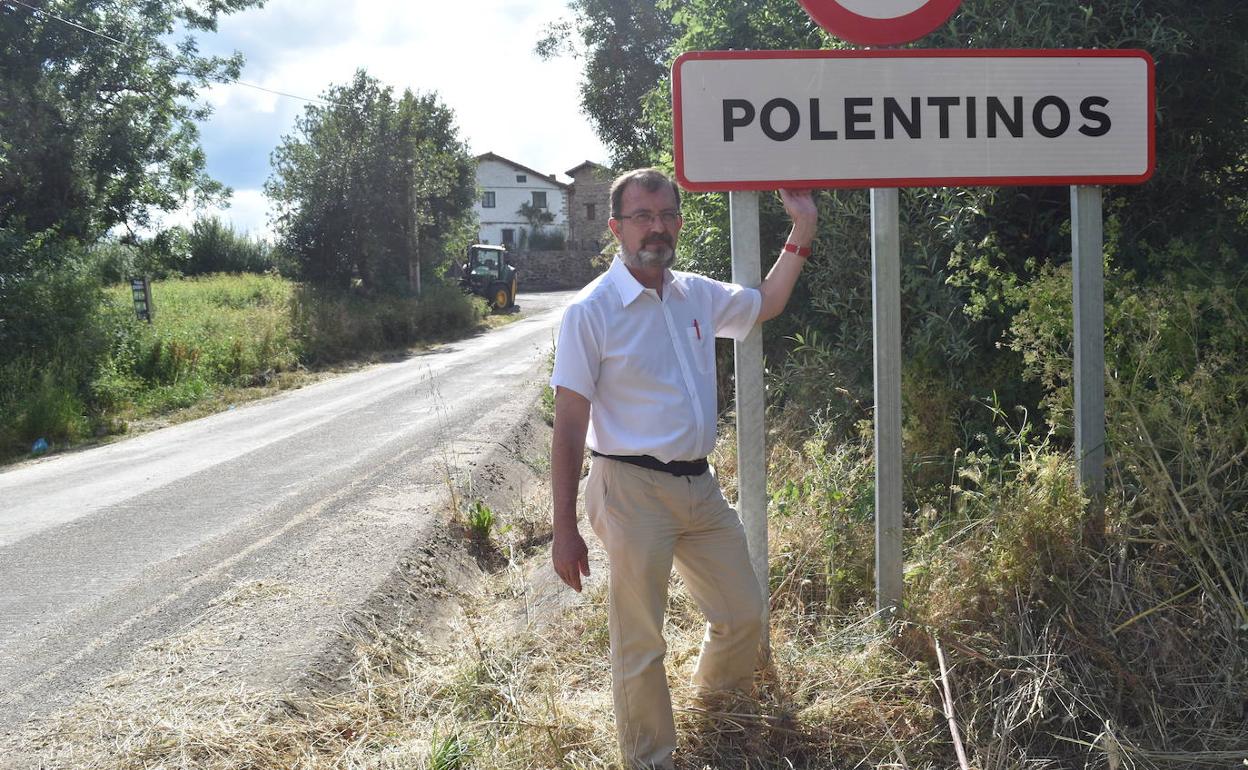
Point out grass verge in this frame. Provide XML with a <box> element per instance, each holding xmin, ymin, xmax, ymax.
<box><xmin>1</xmin><ymin>274</ymin><xmax>502</xmax><ymax>463</ymax></box>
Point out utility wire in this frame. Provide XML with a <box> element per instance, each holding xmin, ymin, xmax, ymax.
<box><xmin>4</xmin><ymin>0</ymin><xmax>335</xmax><ymax>106</ymax></box>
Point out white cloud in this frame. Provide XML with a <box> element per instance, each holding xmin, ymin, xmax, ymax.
<box><xmin>196</xmin><ymin>0</ymin><xmax>608</xmax><ymax>208</ymax></box>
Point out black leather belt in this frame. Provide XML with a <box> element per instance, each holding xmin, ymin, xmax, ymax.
<box><xmin>591</xmin><ymin>450</ymin><xmax>709</xmax><ymax>477</ymax></box>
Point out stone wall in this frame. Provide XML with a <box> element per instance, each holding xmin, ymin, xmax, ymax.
<box><xmin>513</xmin><ymin>249</ymin><xmax>606</xmax><ymax>291</ymax></box>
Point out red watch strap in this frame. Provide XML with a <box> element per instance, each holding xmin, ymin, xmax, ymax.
<box><xmin>783</xmin><ymin>242</ymin><xmax>812</xmax><ymax>258</ymax></box>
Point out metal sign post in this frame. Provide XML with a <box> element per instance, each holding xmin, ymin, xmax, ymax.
<box><xmin>1072</xmin><ymin>185</ymin><xmax>1106</xmax><ymax>537</ymax></box>
<box><xmin>871</xmin><ymin>188</ymin><xmax>904</xmax><ymax>615</ymax></box>
<box><xmin>730</xmin><ymin>190</ymin><xmax>770</xmax><ymax>655</ymax></box>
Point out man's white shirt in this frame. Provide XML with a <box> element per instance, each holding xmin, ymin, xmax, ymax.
<box><xmin>551</xmin><ymin>256</ymin><xmax>761</xmax><ymax>463</ymax></box>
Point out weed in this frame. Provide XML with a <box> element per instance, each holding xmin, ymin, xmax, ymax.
<box><xmin>538</xmin><ymin>343</ymin><xmax>556</xmax><ymax>427</ymax></box>
<box><xmin>466</xmin><ymin>500</ymin><xmax>496</xmax><ymax>541</ymax></box>
<box><xmin>427</xmin><ymin>732</ymin><xmax>472</xmax><ymax>770</ymax></box>
<box><xmin>14</xmin><ymin>371</ymin><xmax>90</xmax><ymax>445</ymax></box>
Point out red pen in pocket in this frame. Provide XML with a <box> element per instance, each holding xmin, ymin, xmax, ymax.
<box><xmin>693</xmin><ymin>319</ymin><xmax>701</xmax><ymax>340</ymax></box>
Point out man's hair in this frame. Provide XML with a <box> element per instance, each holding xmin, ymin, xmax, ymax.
<box><xmin>609</xmin><ymin>168</ymin><xmax>681</xmax><ymax>218</ymax></box>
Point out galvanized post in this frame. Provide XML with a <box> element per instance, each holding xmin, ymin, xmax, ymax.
<box><xmin>1071</xmin><ymin>185</ymin><xmax>1106</xmax><ymax>537</ymax></box>
<box><xmin>871</xmin><ymin>187</ymin><xmax>903</xmax><ymax>617</ymax></box>
<box><xmin>729</xmin><ymin>190</ymin><xmax>769</xmax><ymax>655</ymax></box>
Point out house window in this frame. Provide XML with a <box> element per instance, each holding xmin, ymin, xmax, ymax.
<box><xmin>481</xmin><ymin>191</ymin><xmax>496</xmax><ymax>208</ymax></box>
<box><xmin>586</xmin><ymin>203</ymin><xmax>596</xmax><ymax>220</ymax></box>
<box><xmin>501</xmin><ymin>228</ymin><xmax>515</xmax><ymax>246</ymax></box>
<box><xmin>515</xmin><ymin>174</ymin><xmax>527</xmax><ymax>183</ymax></box>
<box><xmin>532</xmin><ymin>191</ymin><xmax>547</xmax><ymax>208</ymax></box>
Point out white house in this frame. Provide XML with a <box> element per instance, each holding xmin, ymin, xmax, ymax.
<box><xmin>473</xmin><ymin>152</ymin><xmax>570</xmax><ymax>248</ymax></box>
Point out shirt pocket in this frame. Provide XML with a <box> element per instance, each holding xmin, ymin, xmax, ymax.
<box><xmin>684</xmin><ymin>324</ymin><xmax>714</xmax><ymax>374</ymax></box>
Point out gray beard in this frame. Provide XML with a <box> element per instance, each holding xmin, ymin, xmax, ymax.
<box><xmin>622</xmin><ymin>244</ymin><xmax>675</xmax><ymax>270</ymax></box>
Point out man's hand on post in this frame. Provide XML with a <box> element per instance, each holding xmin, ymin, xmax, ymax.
<box><xmin>779</xmin><ymin>188</ymin><xmax>818</xmax><ymax>243</ymax></box>
<box><xmin>552</xmin><ymin>528</ymin><xmax>591</xmax><ymax>592</ymax></box>
<box><xmin>758</xmin><ymin>188</ymin><xmax>820</xmax><ymax>322</ymax></box>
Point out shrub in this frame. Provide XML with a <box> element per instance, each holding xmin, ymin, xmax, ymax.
<box><xmin>767</xmin><ymin>423</ymin><xmax>878</xmax><ymax>618</ymax></box>
<box><xmin>0</xmin><ymin>230</ymin><xmax>113</xmax><ymax>451</ymax></box>
<box><xmin>5</xmin><ymin>368</ymin><xmax>90</xmax><ymax>448</ymax></box>
<box><xmin>0</xmin><ymin>229</ymin><xmax>105</xmax><ymax>362</ymax></box>
<box><xmin>527</xmin><ymin>229</ymin><xmax>566</xmax><ymax>250</ymax></box>
<box><xmin>87</xmin><ymin>239</ymin><xmax>142</xmax><ymax>284</ymax></box>
<box><xmin>292</xmin><ymin>281</ymin><xmax>486</xmax><ymax>365</ymax></box>
<box><xmin>185</xmin><ymin>217</ymin><xmax>287</xmax><ymax>276</ymax></box>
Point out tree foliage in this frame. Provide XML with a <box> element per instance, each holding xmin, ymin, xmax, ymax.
<box><xmin>517</xmin><ymin>200</ymin><xmax>555</xmax><ymax>235</ymax></box>
<box><xmin>0</xmin><ymin>0</ymin><xmax>261</xmax><ymax>241</ymax></box>
<box><xmin>266</xmin><ymin>70</ymin><xmax>476</xmax><ymax>294</ymax></box>
<box><xmin>536</xmin><ymin>0</ymin><xmax>678</xmax><ymax>169</ymax></box>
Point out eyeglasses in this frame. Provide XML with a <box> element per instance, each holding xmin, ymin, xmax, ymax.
<box><xmin>615</xmin><ymin>209</ymin><xmax>682</xmax><ymax>227</ymax></box>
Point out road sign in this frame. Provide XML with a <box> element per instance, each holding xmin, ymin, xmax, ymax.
<box><xmin>673</xmin><ymin>49</ymin><xmax>1155</xmax><ymax>192</ymax></box>
<box><xmin>130</xmin><ymin>276</ymin><xmax>154</xmax><ymax>323</ymax></box>
<box><xmin>797</xmin><ymin>0</ymin><xmax>962</xmax><ymax>46</ymax></box>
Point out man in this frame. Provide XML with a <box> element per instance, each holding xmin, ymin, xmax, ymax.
<box><xmin>550</xmin><ymin>168</ymin><xmax>817</xmax><ymax>769</ymax></box>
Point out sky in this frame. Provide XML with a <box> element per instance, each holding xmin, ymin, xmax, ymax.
<box><xmin>162</xmin><ymin>0</ymin><xmax>608</xmax><ymax>239</ymax></box>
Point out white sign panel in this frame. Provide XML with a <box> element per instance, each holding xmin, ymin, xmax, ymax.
<box><xmin>673</xmin><ymin>50</ymin><xmax>1155</xmax><ymax>191</ymax></box>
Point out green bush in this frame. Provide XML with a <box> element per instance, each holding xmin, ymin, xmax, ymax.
<box><xmin>86</xmin><ymin>240</ymin><xmax>142</xmax><ymax>284</ymax></box>
<box><xmin>293</xmin><ymin>281</ymin><xmax>486</xmax><ymax>365</ymax></box>
<box><xmin>0</xmin><ymin>230</ymin><xmax>112</xmax><ymax>451</ymax></box>
<box><xmin>526</xmin><ymin>229</ymin><xmax>565</xmax><ymax>250</ymax></box>
<box><xmin>767</xmin><ymin>420</ymin><xmax>878</xmax><ymax>616</ymax></box>
<box><xmin>1008</xmin><ymin>242</ymin><xmax>1248</xmax><ymax>442</ymax></box>
<box><xmin>185</xmin><ymin>217</ymin><xmax>292</xmax><ymax>276</ymax></box>
<box><xmin>0</xmin><ymin>229</ymin><xmax>105</xmax><ymax>361</ymax></box>
<box><xmin>2</xmin><ymin>366</ymin><xmax>90</xmax><ymax>449</ymax></box>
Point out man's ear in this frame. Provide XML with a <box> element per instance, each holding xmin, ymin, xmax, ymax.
<box><xmin>607</xmin><ymin>217</ymin><xmax>622</xmax><ymax>239</ymax></box>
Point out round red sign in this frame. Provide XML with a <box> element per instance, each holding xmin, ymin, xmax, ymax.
<box><xmin>796</xmin><ymin>0</ymin><xmax>962</xmax><ymax>46</ymax></box>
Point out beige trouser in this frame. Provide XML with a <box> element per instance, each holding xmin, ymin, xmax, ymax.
<box><xmin>585</xmin><ymin>456</ymin><xmax>765</xmax><ymax>770</ymax></box>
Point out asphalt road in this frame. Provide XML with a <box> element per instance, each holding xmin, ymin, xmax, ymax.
<box><xmin>0</xmin><ymin>289</ymin><xmax>576</xmax><ymax>736</ymax></box>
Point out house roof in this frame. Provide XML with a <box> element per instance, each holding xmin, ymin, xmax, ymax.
<box><xmin>475</xmin><ymin>152</ymin><xmax>570</xmax><ymax>190</ymax></box>
<box><xmin>565</xmin><ymin>160</ymin><xmax>613</xmax><ymax>178</ymax></box>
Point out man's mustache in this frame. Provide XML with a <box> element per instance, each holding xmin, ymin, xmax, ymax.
<box><xmin>642</xmin><ymin>233</ymin><xmax>674</xmax><ymax>248</ymax></box>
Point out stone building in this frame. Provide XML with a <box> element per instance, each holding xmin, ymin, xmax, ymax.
<box><xmin>564</xmin><ymin>161</ymin><xmax>614</xmax><ymax>254</ymax></box>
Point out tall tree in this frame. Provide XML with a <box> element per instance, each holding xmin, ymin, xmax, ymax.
<box><xmin>536</xmin><ymin>0</ymin><xmax>678</xmax><ymax>168</ymax></box>
<box><xmin>0</xmin><ymin>0</ymin><xmax>260</xmax><ymax>241</ymax></box>
<box><xmin>265</xmin><ymin>70</ymin><xmax>475</xmax><ymax>294</ymax></box>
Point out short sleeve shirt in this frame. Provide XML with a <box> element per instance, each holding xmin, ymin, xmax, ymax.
<box><xmin>550</xmin><ymin>257</ymin><xmax>761</xmax><ymax>463</ymax></box>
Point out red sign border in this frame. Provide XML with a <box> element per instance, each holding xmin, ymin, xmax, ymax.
<box><xmin>796</xmin><ymin>0</ymin><xmax>962</xmax><ymax>46</ymax></box>
<box><xmin>671</xmin><ymin>48</ymin><xmax>1157</xmax><ymax>192</ymax></box>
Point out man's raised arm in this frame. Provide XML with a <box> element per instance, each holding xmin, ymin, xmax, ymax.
<box><xmin>758</xmin><ymin>188</ymin><xmax>819</xmax><ymax>322</ymax></box>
